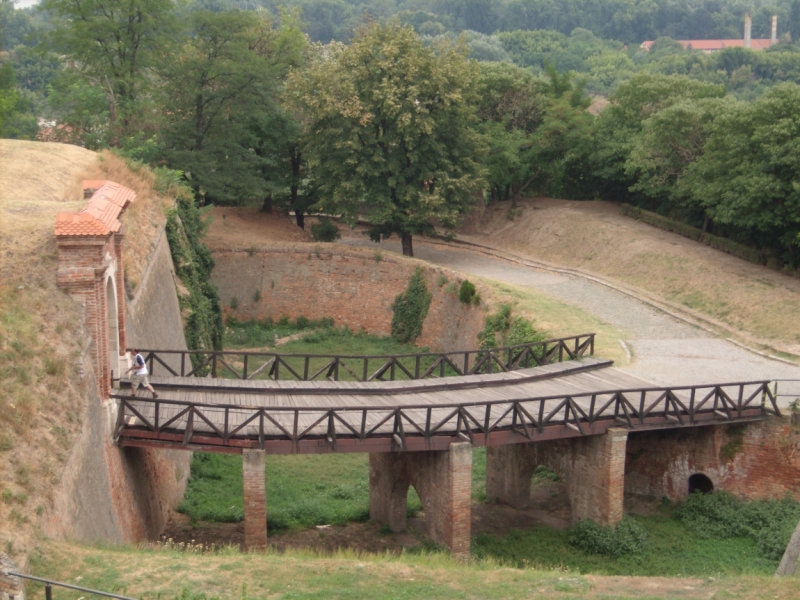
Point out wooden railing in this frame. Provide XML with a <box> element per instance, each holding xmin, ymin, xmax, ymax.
<box><xmin>113</xmin><ymin>380</ymin><xmax>778</xmax><ymax>453</ymax></box>
<box><xmin>136</xmin><ymin>333</ymin><xmax>595</xmax><ymax>382</ymax></box>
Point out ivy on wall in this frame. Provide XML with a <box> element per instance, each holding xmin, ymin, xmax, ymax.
<box><xmin>391</xmin><ymin>267</ymin><xmax>432</xmax><ymax>344</ymax></box>
<box><xmin>165</xmin><ymin>185</ymin><xmax>223</xmax><ymax>358</ymax></box>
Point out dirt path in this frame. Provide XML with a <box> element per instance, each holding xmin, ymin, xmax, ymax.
<box><xmin>337</xmin><ymin>232</ymin><xmax>800</xmax><ymax>404</ymax></box>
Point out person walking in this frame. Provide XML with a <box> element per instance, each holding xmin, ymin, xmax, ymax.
<box><xmin>126</xmin><ymin>348</ymin><xmax>158</xmax><ymax>398</ymax></box>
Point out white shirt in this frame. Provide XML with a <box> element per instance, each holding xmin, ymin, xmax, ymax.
<box><xmin>133</xmin><ymin>353</ymin><xmax>148</xmax><ymax>375</ymax></box>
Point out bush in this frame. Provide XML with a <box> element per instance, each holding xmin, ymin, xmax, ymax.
<box><xmin>674</xmin><ymin>491</ymin><xmax>800</xmax><ymax>561</ymax></box>
<box><xmin>569</xmin><ymin>516</ymin><xmax>649</xmax><ymax>557</ymax></box>
<box><xmin>391</xmin><ymin>267</ymin><xmax>432</xmax><ymax>344</ymax></box>
<box><xmin>459</xmin><ymin>280</ymin><xmax>476</xmax><ymax>304</ymax></box>
<box><xmin>310</xmin><ymin>217</ymin><xmax>341</xmax><ymax>242</ymax></box>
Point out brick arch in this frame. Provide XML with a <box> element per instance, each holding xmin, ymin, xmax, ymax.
<box><xmin>56</xmin><ymin>180</ymin><xmax>135</xmax><ymax>399</ymax></box>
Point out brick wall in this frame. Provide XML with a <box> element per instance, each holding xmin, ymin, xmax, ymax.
<box><xmin>211</xmin><ymin>244</ymin><xmax>487</xmax><ymax>353</ymax></box>
<box><xmin>625</xmin><ymin>416</ymin><xmax>800</xmax><ymax>502</ymax></box>
<box><xmin>242</xmin><ymin>450</ymin><xmax>267</xmax><ymax>551</ymax></box>
<box><xmin>369</xmin><ymin>442</ymin><xmax>472</xmax><ymax>558</ymax></box>
<box><xmin>48</xmin><ymin>216</ymin><xmax>190</xmax><ymax>545</ymax></box>
<box><xmin>486</xmin><ymin>428</ymin><xmax>628</xmax><ymax>526</ymax></box>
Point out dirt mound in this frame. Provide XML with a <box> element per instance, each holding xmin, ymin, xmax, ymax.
<box><xmin>204</xmin><ymin>207</ymin><xmax>311</xmax><ymax>250</ymax></box>
<box><xmin>458</xmin><ymin>197</ymin><xmax>800</xmax><ymax>356</ymax></box>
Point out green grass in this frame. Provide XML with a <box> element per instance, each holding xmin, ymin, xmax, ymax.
<box><xmin>177</xmin><ymin>450</ymin><xmax>496</xmax><ymax>530</ymax></box>
<box><xmin>473</xmin><ymin>507</ymin><xmax>781</xmax><ymax>577</ymax></box>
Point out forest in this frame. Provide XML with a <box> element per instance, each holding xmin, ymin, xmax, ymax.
<box><xmin>1</xmin><ymin>0</ymin><xmax>800</xmax><ymax>265</ymax></box>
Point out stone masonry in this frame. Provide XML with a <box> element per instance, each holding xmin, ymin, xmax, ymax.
<box><xmin>0</xmin><ymin>554</ymin><xmax>24</xmax><ymax>600</ymax></box>
<box><xmin>243</xmin><ymin>449</ymin><xmax>267</xmax><ymax>551</ymax></box>
<box><xmin>486</xmin><ymin>428</ymin><xmax>628</xmax><ymax>525</ymax></box>
<box><xmin>625</xmin><ymin>416</ymin><xmax>800</xmax><ymax>502</ymax></box>
<box><xmin>369</xmin><ymin>442</ymin><xmax>472</xmax><ymax>558</ymax></box>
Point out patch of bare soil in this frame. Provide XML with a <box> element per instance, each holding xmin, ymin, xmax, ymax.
<box><xmin>457</xmin><ymin>198</ymin><xmax>800</xmax><ymax>356</ymax></box>
<box><xmin>204</xmin><ymin>207</ymin><xmax>311</xmax><ymax>250</ymax></box>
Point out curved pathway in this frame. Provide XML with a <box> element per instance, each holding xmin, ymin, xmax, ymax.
<box><xmin>339</xmin><ymin>236</ymin><xmax>800</xmax><ymax>406</ymax></box>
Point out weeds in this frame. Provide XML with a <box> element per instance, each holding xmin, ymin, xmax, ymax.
<box><xmin>569</xmin><ymin>517</ymin><xmax>649</xmax><ymax>557</ymax></box>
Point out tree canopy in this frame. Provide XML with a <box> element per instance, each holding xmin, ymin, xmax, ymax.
<box><xmin>286</xmin><ymin>20</ymin><xmax>486</xmax><ymax>256</ymax></box>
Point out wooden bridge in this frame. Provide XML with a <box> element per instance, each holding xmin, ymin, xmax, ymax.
<box><xmin>113</xmin><ymin>332</ymin><xmax>779</xmax><ymax>454</ymax></box>
<box><xmin>110</xmin><ymin>334</ymin><xmax>781</xmax><ymax>556</ymax></box>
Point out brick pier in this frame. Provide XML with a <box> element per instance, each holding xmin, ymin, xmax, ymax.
<box><xmin>242</xmin><ymin>449</ymin><xmax>267</xmax><ymax>551</ymax></box>
<box><xmin>369</xmin><ymin>442</ymin><xmax>472</xmax><ymax>558</ymax></box>
<box><xmin>486</xmin><ymin>428</ymin><xmax>628</xmax><ymax>525</ymax></box>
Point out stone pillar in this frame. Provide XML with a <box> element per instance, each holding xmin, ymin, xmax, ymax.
<box><xmin>570</xmin><ymin>428</ymin><xmax>627</xmax><ymax>525</ymax></box>
<box><xmin>242</xmin><ymin>449</ymin><xmax>267</xmax><ymax>551</ymax></box>
<box><xmin>485</xmin><ymin>429</ymin><xmax>628</xmax><ymax>526</ymax></box>
<box><xmin>369</xmin><ymin>442</ymin><xmax>473</xmax><ymax>559</ymax></box>
<box><xmin>0</xmin><ymin>554</ymin><xmax>24</xmax><ymax>600</ymax></box>
<box><xmin>486</xmin><ymin>443</ymin><xmax>536</xmax><ymax>508</ymax></box>
<box><xmin>369</xmin><ymin>453</ymin><xmax>411</xmax><ymax>532</ymax></box>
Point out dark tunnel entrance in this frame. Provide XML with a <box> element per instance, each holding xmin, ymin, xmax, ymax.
<box><xmin>688</xmin><ymin>473</ymin><xmax>714</xmax><ymax>495</ymax></box>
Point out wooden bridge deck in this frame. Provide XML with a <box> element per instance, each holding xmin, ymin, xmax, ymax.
<box><xmin>114</xmin><ymin>358</ymin><xmax>778</xmax><ymax>454</ymax></box>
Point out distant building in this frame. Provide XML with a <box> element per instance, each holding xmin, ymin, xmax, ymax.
<box><xmin>639</xmin><ymin>38</ymin><xmax>773</xmax><ymax>53</ymax></box>
<box><xmin>641</xmin><ymin>13</ymin><xmax>778</xmax><ymax>54</ymax></box>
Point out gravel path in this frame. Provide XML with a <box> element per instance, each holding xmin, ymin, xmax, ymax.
<box><xmin>340</xmin><ymin>236</ymin><xmax>800</xmax><ymax>406</ymax></box>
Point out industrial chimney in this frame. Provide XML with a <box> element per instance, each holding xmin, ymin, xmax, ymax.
<box><xmin>744</xmin><ymin>13</ymin><xmax>752</xmax><ymax>48</ymax></box>
<box><xmin>771</xmin><ymin>15</ymin><xmax>778</xmax><ymax>44</ymax></box>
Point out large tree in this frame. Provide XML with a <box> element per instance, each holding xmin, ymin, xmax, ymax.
<box><xmin>41</xmin><ymin>0</ymin><xmax>175</xmax><ymax>144</ymax></box>
<box><xmin>160</xmin><ymin>9</ymin><xmax>305</xmax><ymax>205</ymax></box>
<box><xmin>286</xmin><ymin>21</ymin><xmax>486</xmax><ymax>256</ymax></box>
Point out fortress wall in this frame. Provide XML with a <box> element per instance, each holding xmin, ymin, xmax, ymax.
<box><xmin>624</xmin><ymin>417</ymin><xmax>800</xmax><ymax>502</ymax></box>
<box><xmin>45</xmin><ymin>229</ymin><xmax>190</xmax><ymax>544</ymax></box>
<box><xmin>211</xmin><ymin>244</ymin><xmax>487</xmax><ymax>353</ymax></box>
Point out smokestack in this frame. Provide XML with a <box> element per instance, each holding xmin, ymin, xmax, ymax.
<box><xmin>744</xmin><ymin>13</ymin><xmax>752</xmax><ymax>48</ymax></box>
<box><xmin>771</xmin><ymin>15</ymin><xmax>778</xmax><ymax>44</ymax></box>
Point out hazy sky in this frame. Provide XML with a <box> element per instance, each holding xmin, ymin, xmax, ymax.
<box><xmin>14</xmin><ymin>0</ymin><xmax>40</xmax><ymax>7</ymax></box>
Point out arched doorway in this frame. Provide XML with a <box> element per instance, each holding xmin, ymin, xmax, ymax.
<box><xmin>106</xmin><ymin>276</ymin><xmax>121</xmax><ymax>381</ymax></box>
<box><xmin>688</xmin><ymin>473</ymin><xmax>714</xmax><ymax>494</ymax></box>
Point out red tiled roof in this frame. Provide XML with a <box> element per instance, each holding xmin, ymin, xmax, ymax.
<box><xmin>55</xmin><ymin>181</ymin><xmax>136</xmax><ymax>237</ymax></box>
<box><xmin>55</xmin><ymin>212</ymin><xmax>111</xmax><ymax>236</ymax></box>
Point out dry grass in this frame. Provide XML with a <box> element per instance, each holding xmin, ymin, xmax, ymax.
<box><xmin>0</xmin><ymin>140</ymin><xmax>175</xmax><ymax>565</ymax></box>
<box><xmin>27</xmin><ymin>539</ymin><xmax>800</xmax><ymax>599</ymax></box>
<box><xmin>460</xmin><ymin>198</ymin><xmax>800</xmax><ymax>358</ymax></box>
<box><xmin>66</xmin><ymin>151</ymin><xmax>176</xmax><ymax>289</ymax></box>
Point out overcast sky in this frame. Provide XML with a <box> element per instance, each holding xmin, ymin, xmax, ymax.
<box><xmin>14</xmin><ymin>0</ymin><xmax>40</xmax><ymax>8</ymax></box>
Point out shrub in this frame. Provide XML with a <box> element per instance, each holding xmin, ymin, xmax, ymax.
<box><xmin>436</xmin><ymin>274</ymin><xmax>447</xmax><ymax>287</ymax></box>
<box><xmin>310</xmin><ymin>217</ymin><xmax>341</xmax><ymax>242</ymax></box>
<box><xmin>229</xmin><ymin>296</ymin><xmax>238</xmax><ymax>309</ymax></box>
<box><xmin>674</xmin><ymin>491</ymin><xmax>800</xmax><ymax>561</ymax></box>
<box><xmin>459</xmin><ymin>280</ymin><xmax>476</xmax><ymax>304</ymax></box>
<box><xmin>391</xmin><ymin>267</ymin><xmax>432</xmax><ymax>344</ymax></box>
<box><xmin>569</xmin><ymin>516</ymin><xmax>649</xmax><ymax>557</ymax></box>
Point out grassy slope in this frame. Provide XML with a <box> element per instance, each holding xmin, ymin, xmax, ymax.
<box><xmin>0</xmin><ymin>140</ymin><xmax>177</xmax><ymax>562</ymax></box>
<box><xmin>464</xmin><ymin>198</ymin><xmax>800</xmax><ymax>357</ymax></box>
<box><xmin>27</xmin><ymin>540</ymin><xmax>800</xmax><ymax>600</ymax></box>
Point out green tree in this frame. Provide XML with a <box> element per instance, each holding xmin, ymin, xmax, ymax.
<box><xmin>286</xmin><ymin>21</ymin><xmax>486</xmax><ymax>256</ymax></box>
<box><xmin>161</xmin><ymin>9</ymin><xmax>304</xmax><ymax>205</ymax></box>
<box><xmin>592</xmin><ymin>73</ymin><xmax>725</xmax><ymax>201</ymax></box>
<box><xmin>0</xmin><ymin>62</ymin><xmax>38</xmax><ymax>139</ymax></box>
<box><xmin>682</xmin><ymin>83</ymin><xmax>800</xmax><ymax>263</ymax></box>
<box><xmin>41</xmin><ymin>0</ymin><xmax>176</xmax><ymax>145</ymax></box>
<box><xmin>624</xmin><ymin>96</ymin><xmax>737</xmax><ymax>228</ymax></box>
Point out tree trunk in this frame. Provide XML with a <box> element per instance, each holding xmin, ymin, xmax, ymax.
<box><xmin>776</xmin><ymin>517</ymin><xmax>800</xmax><ymax>576</ymax></box>
<box><xmin>261</xmin><ymin>195</ymin><xmax>273</xmax><ymax>214</ymax></box>
<box><xmin>295</xmin><ymin>211</ymin><xmax>305</xmax><ymax>229</ymax></box>
<box><xmin>702</xmin><ymin>213</ymin><xmax>710</xmax><ymax>233</ymax></box>
<box><xmin>401</xmin><ymin>232</ymin><xmax>413</xmax><ymax>257</ymax></box>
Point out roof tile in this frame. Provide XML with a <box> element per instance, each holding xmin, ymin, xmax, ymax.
<box><xmin>55</xmin><ymin>181</ymin><xmax>137</xmax><ymax>237</ymax></box>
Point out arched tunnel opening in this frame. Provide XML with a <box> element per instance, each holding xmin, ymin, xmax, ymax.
<box><xmin>688</xmin><ymin>473</ymin><xmax>714</xmax><ymax>495</ymax></box>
